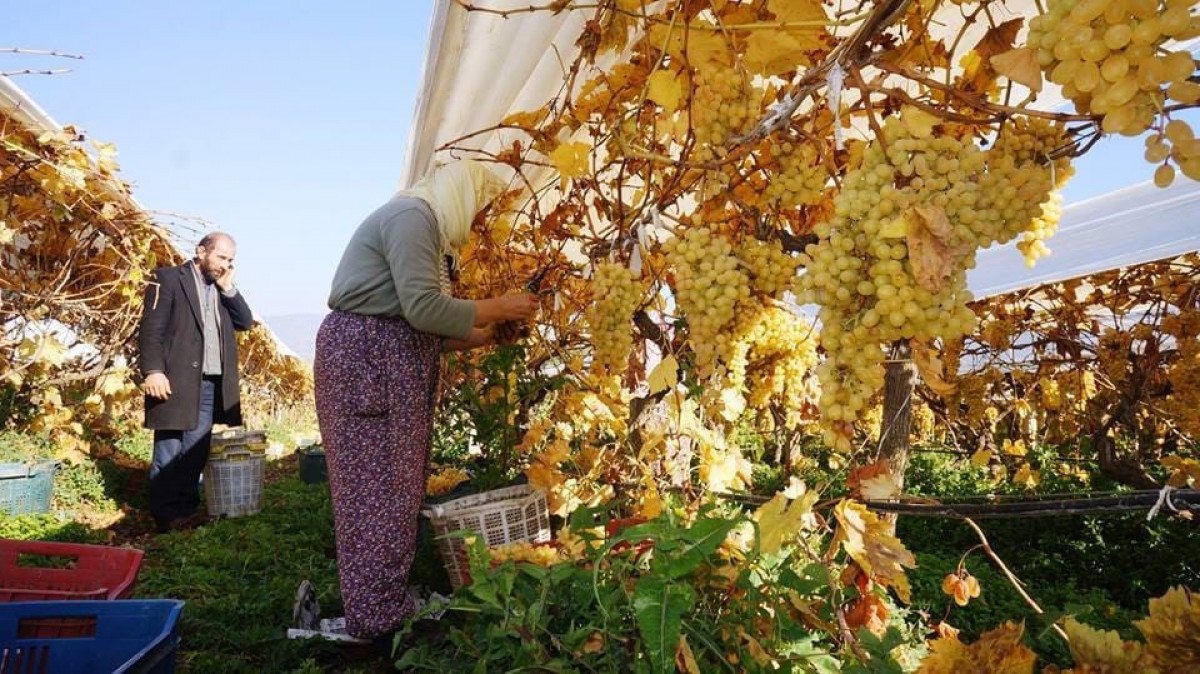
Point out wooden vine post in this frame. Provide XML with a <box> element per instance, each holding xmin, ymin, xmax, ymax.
<box><xmin>880</xmin><ymin>340</ymin><xmax>914</xmax><ymax>529</ymax></box>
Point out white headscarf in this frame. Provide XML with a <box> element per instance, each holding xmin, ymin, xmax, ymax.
<box><xmin>399</xmin><ymin>160</ymin><xmax>505</xmax><ymax>254</ymax></box>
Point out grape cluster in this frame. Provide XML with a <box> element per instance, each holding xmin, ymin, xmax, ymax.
<box><xmin>1146</xmin><ymin>119</ymin><xmax>1200</xmax><ymax>186</ymax></box>
<box><xmin>763</xmin><ymin>141</ymin><xmax>830</xmax><ymax>207</ymax></box>
<box><xmin>1027</xmin><ymin>0</ymin><xmax>1199</xmax><ymax>178</ymax></box>
<box><xmin>426</xmin><ymin>466</ymin><xmax>470</xmax><ymax>497</ymax></box>
<box><xmin>723</xmin><ymin>301</ymin><xmax>818</xmax><ymax>426</ymax></box>
<box><xmin>692</xmin><ymin>66</ymin><xmax>757</xmax><ymax>162</ymax></box>
<box><xmin>488</xmin><ymin>541</ymin><xmax>562</xmax><ymax>567</ymax></box>
<box><xmin>738</xmin><ymin>236</ymin><xmax>800</xmax><ymax>299</ymax></box>
<box><xmin>663</xmin><ymin>226</ymin><xmax>751</xmax><ymax>377</ymax></box>
<box><xmin>585</xmin><ymin>262</ymin><xmax>646</xmax><ymax>376</ymax></box>
<box><xmin>796</xmin><ymin>108</ymin><xmax>1073</xmax><ymax>450</ymax></box>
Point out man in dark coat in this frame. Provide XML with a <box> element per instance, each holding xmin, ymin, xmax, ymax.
<box><xmin>138</xmin><ymin>232</ymin><xmax>255</xmax><ymax>532</ymax></box>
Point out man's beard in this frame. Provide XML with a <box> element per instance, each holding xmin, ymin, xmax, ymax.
<box><xmin>196</xmin><ymin>260</ymin><xmax>220</xmax><ymax>283</ymax></box>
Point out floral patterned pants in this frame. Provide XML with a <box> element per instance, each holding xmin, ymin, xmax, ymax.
<box><xmin>314</xmin><ymin>310</ymin><xmax>440</xmax><ymax>638</ymax></box>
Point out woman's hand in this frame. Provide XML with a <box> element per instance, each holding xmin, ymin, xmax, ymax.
<box><xmin>444</xmin><ymin>325</ymin><xmax>495</xmax><ymax>352</ymax></box>
<box><xmin>474</xmin><ymin>293</ymin><xmax>538</xmax><ymax>325</ymax></box>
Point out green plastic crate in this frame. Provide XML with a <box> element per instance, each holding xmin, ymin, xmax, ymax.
<box><xmin>0</xmin><ymin>460</ymin><xmax>57</xmax><ymax>515</ymax></box>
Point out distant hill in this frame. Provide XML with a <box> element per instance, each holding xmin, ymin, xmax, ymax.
<box><xmin>262</xmin><ymin>313</ymin><xmax>325</xmax><ymax>363</ymax></box>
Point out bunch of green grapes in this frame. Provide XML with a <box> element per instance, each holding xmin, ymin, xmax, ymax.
<box><xmin>1017</xmin><ymin>191</ymin><xmax>1063</xmax><ymax>266</ymax></box>
<box><xmin>979</xmin><ymin>117</ymin><xmax>1074</xmax><ymax>266</ymax></box>
<box><xmin>763</xmin><ymin>140</ymin><xmax>829</xmax><ymax>207</ymax></box>
<box><xmin>691</xmin><ymin>66</ymin><xmax>757</xmax><ymax>162</ymax></box>
<box><xmin>1145</xmin><ymin>119</ymin><xmax>1200</xmax><ymax>185</ymax></box>
<box><xmin>1027</xmin><ymin>0</ymin><xmax>1199</xmax><ymax>170</ymax></box>
<box><xmin>739</xmin><ymin>304</ymin><xmax>818</xmax><ymax>413</ymax></box>
<box><xmin>585</xmin><ymin>262</ymin><xmax>646</xmax><ymax>376</ymax></box>
<box><xmin>663</xmin><ymin>226</ymin><xmax>751</xmax><ymax>377</ymax></box>
<box><xmin>708</xmin><ymin>300</ymin><xmax>818</xmax><ymax>423</ymax></box>
<box><xmin>797</xmin><ymin>108</ymin><xmax>1054</xmax><ymax>450</ymax></box>
<box><xmin>737</xmin><ymin>236</ymin><xmax>800</xmax><ymax>299</ymax></box>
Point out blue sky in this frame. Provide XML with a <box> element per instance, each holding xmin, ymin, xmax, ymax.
<box><xmin>2</xmin><ymin>2</ymin><xmax>1183</xmax><ymax>318</ymax></box>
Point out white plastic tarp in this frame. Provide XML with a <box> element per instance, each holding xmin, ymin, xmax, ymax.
<box><xmin>968</xmin><ymin>178</ymin><xmax>1200</xmax><ymax>299</ymax></box>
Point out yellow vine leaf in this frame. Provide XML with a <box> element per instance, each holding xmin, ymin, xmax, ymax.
<box><xmin>912</xmin><ymin>340</ymin><xmax>957</xmax><ymax>396</ymax></box>
<box><xmin>647</xmin><ymin>22</ymin><xmax>732</xmax><ymax>68</ymax></box>
<box><xmin>501</xmin><ymin>106</ymin><xmax>551</xmax><ymax>129</ymax></box>
<box><xmin>1135</xmin><ymin>586</ymin><xmax>1200</xmax><ymax>668</ymax></box>
<box><xmin>768</xmin><ymin>0</ymin><xmax>826</xmax><ymax>23</ymax></box>
<box><xmin>906</xmin><ymin>204</ymin><xmax>971</xmax><ymax>293</ymax></box>
<box><xmin>975</xmin><ymin>18</ymin><xmax>1024</xmax><ymax>59</ymax></box>
<box><xmin>1002</xmin><ymin>439</ymin><xmax>1028</xmax><ymax>457</ymax></box>
<box><xmin>675</xmin><ymin>635</ymin><xmax>701</xmax><ymax>674</ymax></box>
<box><xmin>744</xmin><ymin>29</ymin><xmax>819</xmax><ymax>77</ymax></box>
<box><xmin>1063</xmin><ymin>618</ymin><xmax>1151</xmax><ymax>673</ymax></box>
<box><xmin>958</xmin><ymin>49</ymin><xmax>994</xmax><ymax>94</ymax></box>
<box><xmin>549</xmin><ymin>141</ymin><xmax>591</xmax><ymax>180</ymax></box>
<box><xmin>646</xmin><ymin>70</ymin><xmax>683</xmax><ymax>113</ymax></box>
<box><xmin>1162</xmin><ymin>456</ymin><xmax>1200</xmax><ymax>488</ymax></box>
<box><xmin>917</xmin><ymin>622</ymin><xmax>1036</xmax><ymax>674</ymax></box>
<box><xmin>647</xmin><ymin>354</ymin><xmax>679</xmax><ymax>394</ymax></box>
<box><xmin>699</xmin><ymin>444</ymin><xmax>752</xmax><ymax>493</ymax></box>
<box><xmin>1012</xmin><ymin>463</ymin><xmax>1041</xmax><ymax>490</ymax></box>
<box><xmin>991</xmin><ymin>47</ymin><xmax>1043</xmax><ymax>93</ymax></box>
<box><xmin>859</xmin><ymin>471</ymin><xmax>901</xmax><ymax>501</ymax></box>
<box><xmin>754</xmin><ymin>488</ymin><xmax>818</xmax><ymax>555</ymax></box>
<box><xmin>971</xmin><ymin>448</ymin><xmax>992</xmax><ymax>467</ymax></box>
<box><xmin>19</xmin><ymin>336</ymin><xmax>68</xmax><ymax>368</ymax></box>
<box><xmin>833</xmin><ymin>500</ymin><xmax>917</xmax><ymax>602</ymax></box>
<box><xmin>719</xmin><ymin>387</ymin><xmax>745</xmax><ymax>422</ymax></box>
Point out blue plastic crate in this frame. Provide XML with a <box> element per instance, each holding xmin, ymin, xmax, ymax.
<box><xmin>0</xmin><ymin>461</ymin><xmax>57</xmax><ymax>516</ymax></box>
<box><xmin>0</xmin><ymin>599</ymin><xmax>183</xmax><ymax>674</ymax></box>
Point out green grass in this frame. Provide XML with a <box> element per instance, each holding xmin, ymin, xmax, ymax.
<box><xmin>133</xmin><ymin>472</ymin><xmax>395</xmax><ymax>673</ymax></box>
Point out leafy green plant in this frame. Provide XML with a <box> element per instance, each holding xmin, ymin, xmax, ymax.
<box><xmin>397</xmin><ymin>503</ymin><xmax>920</xmax><ymax>673</ymax></box>
<box><xmin>134</xmin><ymin>474</ymin><xmax>361</xmax><ymax>673</ymax></box>
<box><xmin>0</xmin><ymin>431</ymin><xmax>53</xmax><ymax>463</ymax></box>
<box><xmin>438</xmin><ymin>344</ymin><xmax>566</xmax><ymax>493</ymax></box>
<box><xmin>0</xmin><ymin>513</ymin><xmax>105</xmax><ymax>543</ymax></box>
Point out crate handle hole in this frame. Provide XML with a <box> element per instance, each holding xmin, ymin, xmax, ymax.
<box><xmin>16</xmin><ymin>553</ymin><xmax>78</xmax><ymax>570</ymax></box>
<box><xmin>17</xmin><ymin>616</ymin><xmax>97</xmax><ymax>639</ymax></box>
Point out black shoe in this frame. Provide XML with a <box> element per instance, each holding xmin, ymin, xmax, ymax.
<box><xmin>372</xmin><ymin>631</ymin><xmax>400</xmax><ymax>657</ymax></box>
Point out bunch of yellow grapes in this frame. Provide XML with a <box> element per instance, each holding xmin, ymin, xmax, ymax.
<box><xmin>488</xmin><ymin>540</ymin><xmax>562</xmax><ymax>567</ymax></box>
<box><xmin>763</xmin><ymin>141</ymin><xmax>829</xmax><ymax>208</ymax></box>
<box><xmin>727</xmin><ymin>302</ymin><xmax>818</xmax><ymax>418</ymax></box>
<box><xmin>1027</xmin><ymin>0</ymin><xmax>1200</xmax><ymax>177</ymax></box>
<box><xmin>585</xmin><ymin>262</ymin><xmax>646</xmax><ymax>376</ymax></box>
<box><xmin>426</xmin><ymin>467</ymin><xmax>470</xmax><ymax>497</ymax></box>
<box><xmin>691</xmin><ymin>65</ymin><xmax>757</xmax><ymax>162</ymax></box>
<box><xmin>737</xmin><ymin>236</ymin><xmax>800</xmax><ymax>298</ymax></box>
<box><xmin>979</xmin><ymin>117</ymin><xmax>1074</xmax><ymax>265</ymax></box>
<box><xmin>1145</xmin><ymin>119</ymin><xmax>1200</xmax><ymax>186</ymax></box>
<box><xmin>664</xmin><ymin>226</ymin><xmax>751</xmax><ymax>377</ymax></box>
<box><xmin>796</xmin><ymin>108</ymin><xmax>1073</xmax><ymax>450</ymax></box>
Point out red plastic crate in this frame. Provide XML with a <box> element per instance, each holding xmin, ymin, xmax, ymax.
<box><xmin>0</xmin><ymin>539</ymin><xmax>144</xmax><ymax>604</ymax></box>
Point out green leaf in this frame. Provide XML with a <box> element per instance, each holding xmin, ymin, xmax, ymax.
<box><xmin>656</xmin><ymin>517</ymin><xmax>738</xmax><ymax>580</ymax></box>
<box><xmin>632</xmin><ymin>576</ymin><xmax>695</xmax><ymax>674</ymax></box>
<box><xmin>778</xmin><ymin>634</ymin><xmax>841</xmax><ymax>674</ymax></box>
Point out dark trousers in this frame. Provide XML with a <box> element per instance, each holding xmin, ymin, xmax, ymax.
<box><xmin>149</xmin><ymin>377</ymin><xmax>218</xmax><ymax>526</ymax></box>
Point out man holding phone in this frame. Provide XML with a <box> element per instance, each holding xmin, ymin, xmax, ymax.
<box><xmin>138</xmin><ymin>232</ymin><xmax>255</xmax><ymax>532</ymax></box>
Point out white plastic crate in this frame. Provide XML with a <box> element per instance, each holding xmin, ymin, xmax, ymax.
<box><xmin>422</xmin><ymin>484</ymin><xmax>550</xmax><ymax>590</ymax></box>
<box><xmin>203</xmin><ymin>447</ymin><xmax>265</xmax><ymax>518</ymax></box>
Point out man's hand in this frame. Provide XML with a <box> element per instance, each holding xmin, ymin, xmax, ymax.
<box><xmin>143</xmin><ymin>372</ymin><xmax>172</xmax><ymax>400</ymax></box>
<box><xmin>215</xmin><ymin>265</ymin><xmax>236</xmax><ymax>293</ymax></box>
